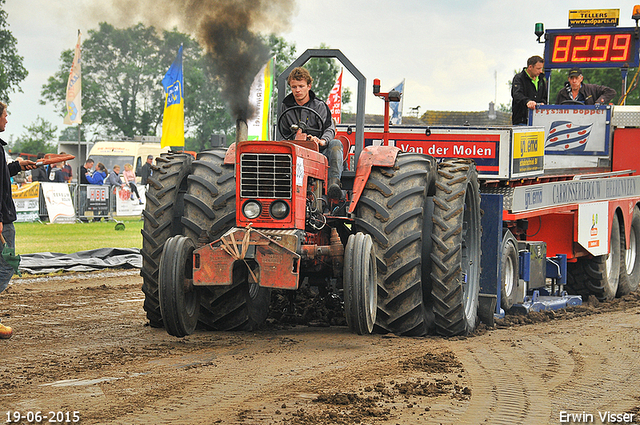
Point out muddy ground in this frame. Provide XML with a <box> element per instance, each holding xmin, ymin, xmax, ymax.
<box><xmin>1</xmin><ymin>271</ymin><xmax>639</xmax><ymax>425</ymax></box>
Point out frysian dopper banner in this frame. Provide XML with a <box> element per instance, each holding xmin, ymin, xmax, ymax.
<box><xmin>390</xmin><ymin>79</ymin><xmax>405</xmax><ymax>125</ymax></box>
<box><xmin>161</xmin><ymin>45</ymin><xmax>185</xmax><ymax>148</ymax></box>
<box><xmin>327</xmin><ymin>69</ymin><xmax>343</xmax><ymax>124</ymax></box>
<box><xmin>64</xmin><ymin>31</ymin><xmax>82</xmax><ymax>125</ymax></box>
<box><xmin>247</xmin><ymin>57</ymin><xmax>275</xmax><ymax>140</ymax></box>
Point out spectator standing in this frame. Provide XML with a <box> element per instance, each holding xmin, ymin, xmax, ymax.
<box><xmin>139</xmin><ymin>155</ymin><xmax>153</xmax><ymax>185</ymax></box>
<box><xmin>48</xmin><ymin>162</ymin><xmax>65</xmax><ymax>183</ymax></box>
<box><xmin>80</xmin><ymin>159</ymin><xmax>94</xmax><ymax>185</ymax></box>
<box><xmin>86</xmin><ymin>163</ymin><xmax>106</xmax><ymax>185</ymax></box>
<box><xmin>59</xmin><ymin>152</ymin><xmax>73</xmax><ymax>183</ymax></box>
<box><xmin>30</xmin><ymin>153</ymin><xmax>49</xmax><ymax>182</ymax></box>
<box><xmin>0</xmin><ymin>101</ymin><xmax>37</xmax><ymax>339</ymax></box>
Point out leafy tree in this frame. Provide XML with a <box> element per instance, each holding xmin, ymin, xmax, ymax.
<box><xmin>59</xmin><ymin>126</ymin><xmax>85</xmax><ymax>141</ymax></box>
<box><xmin>11</xmin><ymin>117</ymin><xmax>58</xmax><ymax>154</ymax></box>
<box><xmin>0</xmin><ymin>0</ymin><xmax>28</xmax><ymax>102</ymax></box>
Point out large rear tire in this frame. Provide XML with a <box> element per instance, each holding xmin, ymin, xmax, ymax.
<box><xmin>430</xmin><ymin>159</ymin><xmax>482</xmax><ymax>336</ymax></box>
<box><xmin>343</xmin><ymin>232</ymin><xmax>377</xmax><ymax>335</ymax></box>
<box><xmin>141</xmin><ymin>153</ymin><xmax>193</xmax><ymax>328</ymax></box>
<box><xmin>354</xmin><ymin>152</ymin><xmax>434</xmax><ymax>336</ymax></box>
<box><xmin>159</xmin><ymin>235</ymin><xmax>200</xmax><ymax>337</ymax></box>
<box><xmin>567</xmin><ymin>213</ymin><xmax>621</xmax><ymax>301</ymax></box>
<box><xmin>618</xmin><ymin>207</ymin><xmax>640</xmax><ymax>296</ymax></box>
<box><xmin>181</xmin><ymin>149</ymin><xmax>270</xmax><ymax>331</ymax></box>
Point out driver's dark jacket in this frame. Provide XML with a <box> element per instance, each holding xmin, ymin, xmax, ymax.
<box><xmin>281</xmin><ymin>90</ymin><xmax>335</xmax><ymax>145</ymax></box>
<box><xmin>555</xmin><ymin>83</ymin><xmax>616</xmax><ymax>105</ymax></box>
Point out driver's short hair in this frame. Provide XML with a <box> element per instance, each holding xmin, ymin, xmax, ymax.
<box><xmin>287</xmin><ymin>67</ymin><xmax>313</xmax><ymax>86</ymax></box>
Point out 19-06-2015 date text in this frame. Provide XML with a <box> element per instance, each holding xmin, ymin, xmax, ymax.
<box><xmin>5</xmin><ymin>411</ymin><xmax>80</xmax><ymax>423</ymax></box>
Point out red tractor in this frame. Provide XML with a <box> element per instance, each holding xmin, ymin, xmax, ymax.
<box><xmin>140</xmin><ymin>50</ymin><xmax>482</xmax><ymax>338</ymax></box>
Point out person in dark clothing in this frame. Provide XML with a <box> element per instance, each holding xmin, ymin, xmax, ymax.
<box><xmin>30</xmin><ymin>152</ymin><xmax>49</xmax><ymax>182</ymax></box>
<box><xmin>0</xmin><ymin>101</ymin><xmax>37</xmax><ymax>339</ymax></box>
<box><xmin>139</xmin><ymin>155</ymin><xmax>153</xmax><ymax>185</ymax></box>
<box><xmin>48</xmin><ymin>163</ymin><xmax>66</xmax><ymax>183</ymax></box>
<box><xmin>556</xmin><ymin>67</ymin><xmax>616</xmax><ymax>105</ymax></box>
<box><xmin>280</xmin><ymin>67</ymin><xmax>344</xmax><ymax>200</ymax></box>
<box><xmin>511</xmin><ymin>55</ymin><xmax>548</xmax><ymax>125</ymax></box>
<box><xmin>80</xmin><ymin>158</ymin><xmax>94</xmax><ymax>185</ymax></box>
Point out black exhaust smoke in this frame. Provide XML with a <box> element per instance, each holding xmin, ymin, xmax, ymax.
<box><xmin>95</xmin><ymin>0</ymin><xmax>295</xmax><ymax>122</ymax></box>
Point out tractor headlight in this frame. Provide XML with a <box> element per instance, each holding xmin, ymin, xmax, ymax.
<box><xmin>270</xmin><ymin>201</ymin><xmax>289</xmax><ymax>219</ymax></box>
<box><xmin>243</xmin><ymin>201</ymin><xmax>262</xmax><ymax>219</ymax></box>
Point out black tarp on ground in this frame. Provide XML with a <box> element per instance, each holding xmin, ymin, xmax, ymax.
<box><xmin>19</xmin><ymin>248</ymin><xmax>142</xmax><ymax>274</ymax></box>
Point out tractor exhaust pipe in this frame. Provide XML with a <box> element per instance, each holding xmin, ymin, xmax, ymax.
<box><xmin>236</xmin><ymin>119</ymin><xmax>248</xmax><ymax>143</ymax></box>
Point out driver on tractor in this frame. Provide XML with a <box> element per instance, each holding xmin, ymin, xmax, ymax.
<box><xmin>280</xmin><ymin>67</ymin><xmax>344</xmax><ymax>200</ymax></box>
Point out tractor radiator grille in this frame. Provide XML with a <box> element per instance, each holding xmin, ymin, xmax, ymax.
<box><xmin>240</xmin><ymin>153</ymin><xmax>293</xmax><ymax>199</ymax></box>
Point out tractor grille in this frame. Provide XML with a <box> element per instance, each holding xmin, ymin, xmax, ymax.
<box><xmin>240</xmin><ymin>153</ymin><xmax>293</xmax><ymax>199</ymax></box>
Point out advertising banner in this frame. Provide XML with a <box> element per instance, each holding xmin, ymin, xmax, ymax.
<box><xmin>40</xmin><ymin>182</ymin><xmax>76</xmax><ymax>223</ymax></box>
<box><xmin>115</xmin><ymin>185</ymin><xmax>146</xmax><ymax>216</ymax></box>
<box><xmin>12</xmin><ymin>182</ymin><xmax>40</xmax><ymax>222</ymax></box>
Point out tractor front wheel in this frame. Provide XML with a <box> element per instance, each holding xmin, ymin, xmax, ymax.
<box><xmin>343</xmin><ymin>232</ymin><xmax>377</xmax><ymax>335</ymax></box>
<box><xmin>159</xmin><ymin>235</ymin><xmax>200</xmax><ymax>337</ymax></box>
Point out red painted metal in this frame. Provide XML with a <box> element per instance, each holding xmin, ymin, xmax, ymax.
<box><xmin>192</xmin><ymin>227</ymin><xmax>301</xmax><ymax>290</ymax></box>
<box><xmin>348</xmin><ymin>145</ymin><xmax>400</xmax><ymax>214</ymax></box>
<box><xmin>235</xmin><ymin>140</ymin><xmax>327</xmax><ymax>230</ymax></box>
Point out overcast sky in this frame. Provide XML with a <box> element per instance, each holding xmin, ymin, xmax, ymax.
<box><xmin>3</xmin><ymin>0</ymin><xmax>640</xmax><ymax>142</ymax></box>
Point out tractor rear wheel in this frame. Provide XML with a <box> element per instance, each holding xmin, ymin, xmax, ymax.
<box><xmin>343</xmin><ymin>232</ymin><xmax>377</xmax><ymax>335</ymax></box>
<box><xmin>430</xmin><ymin>159</ymin><xmax>481</xmax><ymax>336</ymax></box>
<box><xmin>567</xmin><ymin>213</ymin><xmax>621</xmax><ymax>301</ymax></box>
<box><xmin>141</xmin><ymin>153</ymin><xmax>193</xmax><ymax>328</ymax></box>
<box><xmin>181</xmin><ymin>149</ymin><xmax>270</xmax><ymax>331</ymax></box>
<box><xmin>354</xmin><ymin>152</ymin><xmax>434</xmax><ymax>336</ymax></box>
<box><xmin>618</xmin><ymin>207</ymin><xmax>640</xmax><ymax>296</ymax></box>
<box><xmin>159</xmin><ymin>235</ymin><xmax>200</xmax><ymax>337</ymax></box>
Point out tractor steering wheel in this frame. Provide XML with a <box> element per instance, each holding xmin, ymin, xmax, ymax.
<box><xmin>277</xmin><ymin>105</ymin><xmax>325</xmax><ymax>140</ymax></box>
<box><xmin>561</xmin><ymin>100</ymin><xmax>585</xmax><ymax>105</ymax></box>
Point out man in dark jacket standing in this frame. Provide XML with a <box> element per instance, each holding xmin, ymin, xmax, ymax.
<box><xmin>511</xmin><ymin>55</ymin><xmax>548</xmax><ymax>125</ymax></box>
<box><xmin>0</xmin><ymin>101</ymin><xmax>36</xmax><ymax>339</ymax></box>
<box><xmin>556</xmin><ymin>67</ymin><xmax>616</xmax><ymax>105</ymax></box>
<box><xmin>139</xmin><ymin>155</ymin><xmax>153</xmax><ymax>186</ymax></box>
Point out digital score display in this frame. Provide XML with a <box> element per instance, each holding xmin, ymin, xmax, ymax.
<box><xmin>545</xmin><ymin>28</ymin><xmax>639</xmax><ymax>68</ymax></box>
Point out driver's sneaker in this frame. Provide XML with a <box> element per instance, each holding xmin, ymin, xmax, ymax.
<box><xmin>0</xmin><ymin>323</ymin><xmax>12</xmax><ymax>339</ymax></box>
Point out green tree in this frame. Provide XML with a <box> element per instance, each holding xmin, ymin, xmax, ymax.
<box><xmin>0</xmin><ymin>0</ymin><xmax>28</xmax><ymax>102</ymax></box>
<box><xmin>11</xmin><ymin>117</ymin><xmax>58</xmax><ymax>155</ymax></box>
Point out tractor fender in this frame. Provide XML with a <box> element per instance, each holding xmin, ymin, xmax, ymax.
<box><xmin>224</xmin><ymin>143</ymin><xmax>236</xmax><ymax>164</ymax></box>
<box><xmin>348</xmin><ymin>145</ymin><xmax>400</xmax><ymax>214</ymax></box>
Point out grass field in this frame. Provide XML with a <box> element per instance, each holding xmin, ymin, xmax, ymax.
<box><xmin>14</xmin><ymin>217</ymin><xmax>143</xmax><ymax>254</ymax></box>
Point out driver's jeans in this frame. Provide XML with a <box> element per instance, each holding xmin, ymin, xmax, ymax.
<box><xmin>323</xmin><ymin>139</ymin><xmax>344</xmax><ymax>181</ymax></box>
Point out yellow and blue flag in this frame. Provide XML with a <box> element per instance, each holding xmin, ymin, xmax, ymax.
<box><xmin>161</xmin><ymin>45</ymin><xmax>184</xmax><ymax>148</ymax></box>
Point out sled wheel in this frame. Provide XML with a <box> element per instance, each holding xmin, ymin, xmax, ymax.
<box><xmin>567</xmin><ymin>213</ymin><xmax>621</xmax><ymax>301</ymax></box>
<box><xmin>618</xmin><ymin>207</ymin><xmax>640</xmax><ymax>296</ymax></box>
<box><xmin>500</xmin><ymin>230</ymin><xmax>519</xmax><ymax>310</ymax></box>
<box><xmin>343</xmin><ymin>232</ymin><xmax>377</xmax><ymax>335</ymax></box>
<box><xmin>159</xmin><ymin>235</ymin><xmax>200</xmax><ymax>337</ymax></box>
<box><xmin>431</xmin><ymin>158</ymin><xmax>482</xmax><ymax>336</ymax></box>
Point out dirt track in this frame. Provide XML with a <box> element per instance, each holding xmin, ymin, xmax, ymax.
<box><xmin>1</xmin><ymin>271</ymin><xmax>640</xmax><ymax>425</ymax></box>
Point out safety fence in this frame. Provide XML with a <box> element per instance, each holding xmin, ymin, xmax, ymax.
<box><xmin>12</xmin><ymin>182</ymin><xmax>146</xmax><ymax>223</ymax></box>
